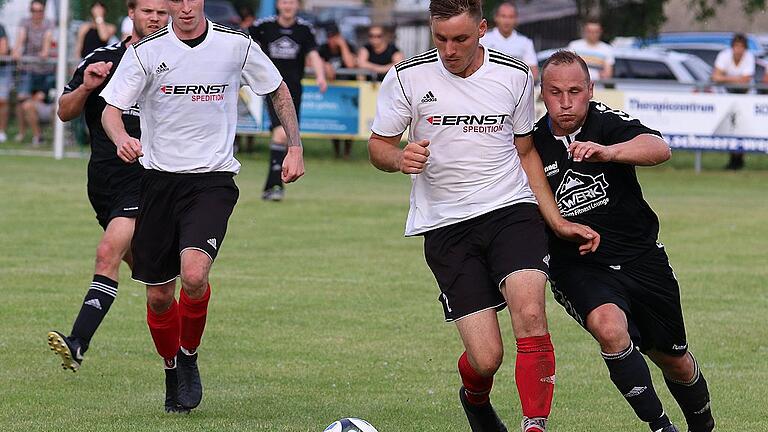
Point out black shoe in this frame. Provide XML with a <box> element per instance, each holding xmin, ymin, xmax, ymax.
<box><xmin>176</xmin><ymin>349</ymin><xmax>203</xmax><ymax>409</ymax></box>
<box><xmin>654</xmin><ymin>425</ymin><xmax>680</xmax><ymax>432</ymax></box>
<box><xmin>47</xmin><ymin>331</ymin><xmax>83</xmax><ymax>372</ymax></box>
<box><xmin>459</xmin><ymin>387</ymin><xmax>508</xmax><ymax>432</ymax></box>
<box><xmin>164</xmin><ymin>367</ymin><xmax>190</xmax><ymax>414</ymax></box>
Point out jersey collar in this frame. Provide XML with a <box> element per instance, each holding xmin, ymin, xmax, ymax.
<box><xmin>547</xmin><ymin>116</ymin><xmax>581</xmax><ymax>155</ymax></box>
<box><xmin>168</xmin><ymin>19</ymin><xmax>213</xmax><ymax>50</ymax></box>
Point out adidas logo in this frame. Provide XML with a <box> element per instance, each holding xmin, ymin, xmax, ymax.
<box><xmin>155</xmin><ymin>61</ymin><xmax>169</xmax><ymax>74</ymax></box>
<box><xmin>540</xmin><ymin>374</ymin><xmax>556</xmax><ymax>385</ymax></box>
<box><xmin>624</xmin><ymin>386</ymin><xmax>647</xmax><ymax>398</ymax></box>
<box><xmin>84</xmin><ymin>298</ymin><xmax>102</xmax><ymax>310</ymax></box>
<box><xmin>207</xmin><ymin>238</ymin><xmax>217</xmax><ymax>250</ymax></box>
<box><xmin>421</xmin><ymin>90</ymin><xmax>437</xmax><ymax>103</ymax></box>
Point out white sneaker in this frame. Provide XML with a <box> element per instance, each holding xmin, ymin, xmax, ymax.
<box><xmin>0</xmin><ymin>131</ymin><xmax>6</xmax><ymax>143</ymax></box>
<box><xmin>521</xmin><ymin>417</ymin><xmax>547</xmax><ymax>432</ymax></box>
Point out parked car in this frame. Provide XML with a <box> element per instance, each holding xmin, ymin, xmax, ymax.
<box><xmin>633</xmin><ymin>32</ymin><xmax>764</xmax><ymax>57</ymax></box>
<box><xmin>314</xmin><ymin>6</ymin><xmax>372</xmax><ymax>45</ymax></box>
<box><xmin>205</xmin><ymin>0</ymin><xmax>241</xmax><ymax>30</ymax></box>
<box><xmin>538</xmin><ymin>48</ymin><xmax>713</xmax><ymax>91</ymax></box>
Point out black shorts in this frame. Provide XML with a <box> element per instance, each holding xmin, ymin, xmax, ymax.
<box><xmin>266</xmin><ymin>82</ymin><xmax>301</xmax><ymax>130</ymax></box>
<box><xmin>131</xmin><ymin>170</ymin><xmax>239</xmax><ymax>285</ymax></box>
<box><xmin>550</xmin><ymin>243</ymin><xmax>688</xmax><ymax>356</ymax></box>
<box><xmin>87</xmin><ymin>159</ymin><xmax>143</xmax><ymax>230</ymax></box>
<box><xmin>423</xmin><ymin>203</ymin><xmax>550</xmax><ymax>322</ymax></box>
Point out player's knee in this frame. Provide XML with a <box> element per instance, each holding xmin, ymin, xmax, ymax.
<box><xmin>513</xmin><ymin>304</ymin><xmax>547</xmax><ymax>335</ymax></box>
<box><xmin>180</xmin><ymin>270</ymin><xmax>208</xmax><ymax>297</ymax></box>
<box><xmin>658</xmin><ymin>352</ymin><xmax>694</xmax><ymax>380</ymax></box>
<box><xmin>147</xmin><ymin>289</ymin><xmax>174</xmax><ymax>313</ymax></box>
<box><xmin>94</xmin><ymin>241</ymin><xmax>121</xmax><ymax>272</ymax></box>
<box><xmin>472</xmin><ymin>348</ymin><xmax>504</xmax><ymax>377</ymax></box>
<box><xmin>591</xmin><ymin>323</ymin><xmax>631</xmax><ymax>352</ymax></box>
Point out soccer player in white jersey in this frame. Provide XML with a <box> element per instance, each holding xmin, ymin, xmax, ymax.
<box><xmin>100</xmin><ymin>0</ymin><xmax>303</xmax><ymax>412</ymax></box>
<box><xmin>479</xmin><ymin>1</ymin><xmax>538</xmax><ymax>78</ymax></box>
<box><xmin>368</xmin><ymin>1</ymin><xmax>599</xmax><ymax>431</ymax></box>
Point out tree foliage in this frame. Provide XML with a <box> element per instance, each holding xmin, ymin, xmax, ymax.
<box><xmin>483</xmin><ymin>0</ymin><xmax>767</xmax><ymax>39</ymax></box>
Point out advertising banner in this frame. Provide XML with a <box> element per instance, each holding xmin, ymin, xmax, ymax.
<box><xmin>621</xmin><ymin>91</ymin><xmax>768</xmax><ymax>153</ymax></box>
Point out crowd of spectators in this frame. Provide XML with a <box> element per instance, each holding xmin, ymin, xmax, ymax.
<box><xmin>0</xmin><ymin>0</ymin><xmax>763</xmax><ymax>169</ymax></box>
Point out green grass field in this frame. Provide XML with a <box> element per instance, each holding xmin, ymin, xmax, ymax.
<box><xmin>1</xmin><ymin>147</ymin><xmax>767</xmax><ymax>432</ymax></box>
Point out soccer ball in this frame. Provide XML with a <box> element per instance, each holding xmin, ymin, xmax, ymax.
<box><xmin>323</xmin><ymin>418</ymin><xmax>379</xmax><ymax>432</ymax></box>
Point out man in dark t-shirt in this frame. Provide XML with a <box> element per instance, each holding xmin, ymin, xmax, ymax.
<box><xmin>533</xmin><ymin>50</ymin><xmax>715</xmax><ymax>432</ymax></box>
<box><xmin>317</xmin><ymin>23</ymin><xmax>356</xmax><ymax>159</ymax></box>
<box><xmin>46</xmin><ymin>0</ymin><xmax>174</xmax><ymax>408</ymax></box>
<box><xmin>249</xmin><ymin>0</ymin><xmax>326</xmax><ymax>201</ymax></box>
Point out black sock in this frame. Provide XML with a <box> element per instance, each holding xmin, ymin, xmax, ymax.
<box><xmin>264</xmin><ymin>143</ymin><xmax>286</xmax><ymax>190</ymax></box>
<box><xmin>665</xmin><ymin>354</ymin><xmax>714</xmax><ymax>432</ymax></box>
<box><xmin>602</xmin><ymin>342</ymin><xmax>670</xmax><ymax>430</ymax></box>
<box><xmin>70</xmin><ymin>275</ymin><xmax>117</xmax><ymax>352</ymax></box>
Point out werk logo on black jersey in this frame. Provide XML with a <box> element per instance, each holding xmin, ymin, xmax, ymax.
<box><xmin>155</xmin><ymin>62</ymin><xmax>169</xmax><ymax>74</ymax></box>
<box><xmin>421</xmin><ymin>91</ymin><xmax>437</xmax><ymax>103</ymax></box>
<box><xmin>555</xmin><ymin>169</ymin><xmax>610</xmax><ymax>217</ymax></box>
<box><xmin>269</xmin><ymin>36</ymin><xmax>300</xmax><ymax>60</ymax></box>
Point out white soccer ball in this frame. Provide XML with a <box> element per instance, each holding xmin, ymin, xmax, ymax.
<box><xmin>323</xmin><ymin>418</ymin><xmax>379</xmax><ymax>432</ymax></box>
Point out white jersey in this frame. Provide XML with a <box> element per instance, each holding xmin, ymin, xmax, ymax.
<box><xmin>567</xmin><ymin>39</ymin><xmax>615</xmax><ymax>80</ymax></box>
<box><xmin>372</xmin><ymin>47</ymin><xmax>538</xmax><ymax>236</ymax></box>
<box><xmin>480</xmin><ymin>29</ymin><xmax>537</xmax><ymax>67</ymax></box>
<box><xmin>101</xmin><ymin>21</ymin><xmax>283</xmax><ymax>174</ymax></box>
<box><xmin>714</xmin><ymin>48</ymin><xmax>755</xmax><ymax>78</ymax></box>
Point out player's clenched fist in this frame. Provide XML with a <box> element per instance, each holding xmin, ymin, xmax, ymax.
<box><xmin>117</xmin><ymin>137</ymin><xmax>143</xmax><ymax>163</ymax></box>
<box><xmin>568</xmin><ymin>141</ymin><xmax>614</xmax><ymax>163</ymax></box>
<box><xmin>399</xmin><ymin>139</ymin><xmax>430</xmax><ymax>174</ymax></box>
<box><xmin>282</xmin><ymin>146</ymin><xmax>305</xmax><ymax>183</ymax></box>
<box><xmin>83</xmin><ymin>61</ymin><xmax>114</xmax><ymax>91</ymax></box>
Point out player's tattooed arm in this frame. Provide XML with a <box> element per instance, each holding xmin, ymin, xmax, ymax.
<box><xmin>269</xmin><ymin>82</ymin><xmax>301</xmax><ymax>148</ymax></box>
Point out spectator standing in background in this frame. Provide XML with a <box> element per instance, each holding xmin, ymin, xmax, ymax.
<box><xmin>76</xmin><ymin>1</ymin><xmax>117</xmax><ymax>59</ymax></box>
<box><xmin>480</xmin><ymin>1</ymin><xmax>538</xmax><ymax>78</ymax></box>
<box><xmin>249</xmin><ymin>0</ymin><xmax>327</xmax><ymax>201</ymax></box>
<box><xmin>567</xmin><ymin>18</ymin><xmax>613</xmax><ymax>80</ymax></box>
<box><xmin>318</xmin><ymin>23</ymin><xmax>357</xmax><ymax>159</ymax></box>
<box><xmin>712</xmin><ymin>33</ymin><xmax>754</xmax><ymax>170</ymax></box>
<box><xmin>12</xmin><ymin>0</ymin><xmax>54</xmax><ymax>145</ymax></box>
<box><xmin>0</xmin><ymin>23</ymin><xmax>11</xmax><ymax>143</ymax></box>
<box><xmin>120</xmin><ymin>15</ymin><xmax>133</xmax><ymax>40</ymax></box>
<box><xmin>358</xmin><ymin>25</ymin><xmax>403</xmax><ymax>82</ymax></box>
<box><xmin>238</xmin><ymin>6</ymin><xmax>255</xmax><ymax>31</ymax></box>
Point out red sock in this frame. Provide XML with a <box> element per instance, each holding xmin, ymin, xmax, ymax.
<box><xmin>458</xmin><ymin>351</ymin><xmax>494</xmax><ymax>405</ymax></box>
<box><xmin>515</xmin><ymin>333</ymin><xmax>556</xmax><ymax>419</ymax></box>
<box><xmin>179</xmin><ymin>284</ymin><xmax>211</xmax><ymax>351</ymax></box>
<box><xmin>146</xmin><ymin>299</ymin><xmax>180</xmax><ymax>360</ymax></box>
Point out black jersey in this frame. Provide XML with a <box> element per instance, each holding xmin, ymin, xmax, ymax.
<box><xmin>533</xmin><ymin>101</ymin><xmax>664</xmax><ymax>266</ymax></box>
<box><xmin>363</xmin><ymin>42</ymin><xmax>400</xmax><ymax>81</ymax></box>
<box><xmin>64</xmin><ymin>38</ymin><xmax>141</xmax><ymax>163</ymax></box>
<box><xmin>248</xmin><ymin>16</ymin><xmax>317</xmax><ymax>87</ymax></box>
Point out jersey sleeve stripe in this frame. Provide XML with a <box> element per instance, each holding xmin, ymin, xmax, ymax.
<box><xmin>515</xmin><ymin>72</ymin><xmax>529</xmax><ymax>108</ymax></box>
<box><xmin>133</xmin><ymin>27</ymin><xmax>169</xmax><ymax>49</ymax></box>
<box><xmin>395</xmin><ymin>48</ymin><xmax>438</xmax><ymax>70</ymax></box>
<box><xmin>488</xmin><ymin>52</ymin><xmax>529</xmax><ymax>70</ymax></box>
<box><xmin>488</xmin><ymin>58</ymin><xmax>528</xmax><ymax>75</ymax></box>
<box><xmin>131</xmin><ymin>45</ymin><xmax>148</xmax><ymax>75</ymax></box>
<box><xmin>212</xmin><ymin>24</ymin><xmax>249</xmax><ymax>39</ymax></box>
<box><xmin>488</xmin><ymin>49</ymin><xmax>529</xmax><ymax>69</ymax></box>
<box><xmin>396</xmin><ymin>57</ymin><xmax>438</xmax><ymax>72</ymax></box>
<box><xmin>395</xmin><ymin>69</ymin><xmax>411</xmax><ymax>105</ymax></box>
